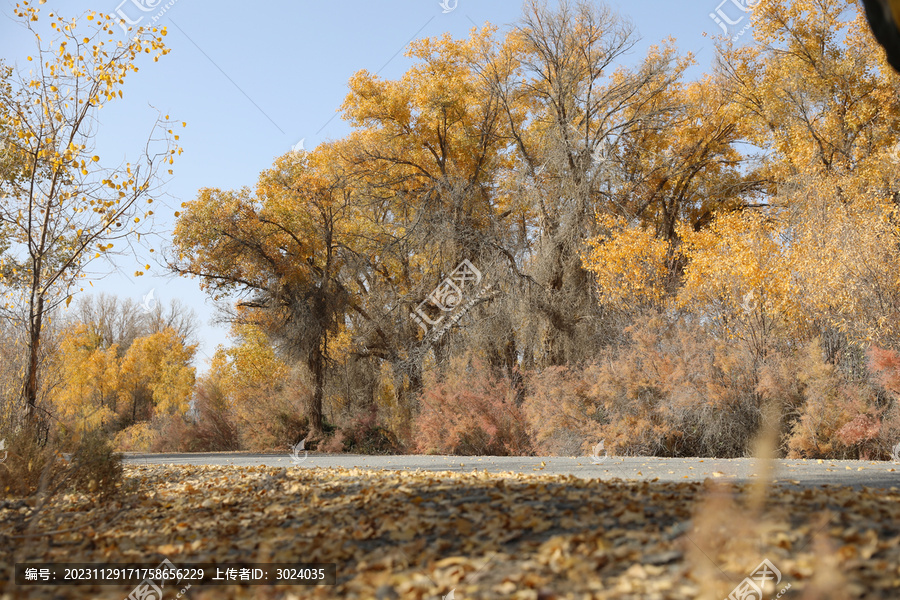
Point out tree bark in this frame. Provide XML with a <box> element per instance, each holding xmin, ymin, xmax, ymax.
<box><xmin>307</xmin><ymin>343</ymin><xmax>326</xmax><ymax>436</ymax></box>
<box><xmin>23</xmin><ymin>293</ymin><xmax>44</xmax><ymax>422</ymax></box>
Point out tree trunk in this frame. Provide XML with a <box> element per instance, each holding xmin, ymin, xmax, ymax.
<box><xmin>307</xmin><ymin>343</ymin><xmax>325</xmax><ymax>437</ymax></box>
<box><xmin>23</xmin><ymin>294</ymin><xmax>44</xmax><ymax>422</ymax></box>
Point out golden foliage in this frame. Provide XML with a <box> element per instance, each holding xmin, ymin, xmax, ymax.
<box><xmin>583</xmin><ymin>214</ymin><xmax>671</xmax><ymax>311</ymax></box>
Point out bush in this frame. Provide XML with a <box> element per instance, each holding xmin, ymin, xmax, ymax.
<box><xmin>415</xmin><ymin>356</ymin><xmax>532</xmax><ymax>456</ymax></box>
<box><xmin>543</xmin><ymin>316</ymin><xmax>762</xmax><ymax>458</ymax></box>
<box><xmin>0</xmin><ymin>426</ymin><xmax>66</xmax><ymax>498</ymax></box>
<box><xmin>189</xmin><ymin>381</ymin><xmax>241</xmax><ymax>451</ymax></box>
<box><xmin>148</xmin><ymin>413</ymin><xmax>195</xmax><ymax>452</ymax></box>
<box><xmin>522</xmin><ymin>364</ymin><xmax>605</xmax><ymax>456</ymax></box>
<box><xmin>322</xmin><ymin>405</ymin><xmax>402</xmax><ymax>454</ymax></box>
<box><xmin>113</xmin><ymin>422</ymin><xmax>155</xmax><ymax>452</ymax></box>
<box><xmin>0</xmin><ymin>426</ymin><xmax>123</xmax><ymax>499</ymax></box>
<box><xmin>782</xmin><ymin>340</ymin><xmax>890</xmax><ymax>459</ymax></box>
<box><xmin>232</xmin><ymin>367</ymin><xmax>314</xmax><ymax>451</ymax></box>
<box><xmin>869</xmin><ymin>346</ymin><xmax>900</xmax><ymax>396</ymax></box>
<box><xmin>68</xmin><ymin>430</ymin><xmax>123</xmax><ymax>497</ymax></box>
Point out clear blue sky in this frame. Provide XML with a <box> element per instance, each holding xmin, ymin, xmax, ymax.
<box><xmin>0</xmin><ymin>0</ymin><xmax>753</xmax><ymax>370</ymax></box>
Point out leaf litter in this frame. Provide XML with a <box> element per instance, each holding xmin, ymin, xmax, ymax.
<box><xmin>1</xmin><ymin>464</ymin><xmax>899</xmax><ymax>598</ymax></box>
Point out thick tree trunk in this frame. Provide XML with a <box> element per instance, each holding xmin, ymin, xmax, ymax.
<box><xmin>307</xmin><ymin>343</ymin><xmax>326</xmax><ymax>437</ymax></box>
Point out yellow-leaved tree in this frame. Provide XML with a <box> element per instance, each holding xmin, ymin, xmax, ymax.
<box><xmin>172</xmin><ymin>143</ymin><xmax>367</xmax><ymax>437</ymax></box>
<box><xmin>200</xmin><ymin>324</ymin><xmax>295</xmax><ymax>450</ymax></box>
<box><xmin>53</xmin><ymin>323</ymin><xmax>120</xmax><ymax>432</ymax></box>
<box><xmin>0</xmin><ymin>3</ymin><xmax>182</xmax><ymax>427</ymax></box>
<box><xmin>117</xmin><ymin>328</ymin><xmax>196</xmax><ymax>426</ymax></box>
<box><xmin>715</xmin><ymin>0</ymin><xmax>900</xmax><ymax>350</ymax></box>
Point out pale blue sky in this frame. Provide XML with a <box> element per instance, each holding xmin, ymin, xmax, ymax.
<box><xmin>0</xmin><ymin>0</ymin><xmax>751</xmax><ymax>370</ymax></box>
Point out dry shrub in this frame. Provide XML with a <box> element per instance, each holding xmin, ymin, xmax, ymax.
<box><xmin>564</xmin><ymin>316</ymin><xmax>761</xmax><ymax>457</ymax></box>
<box><xmin>189</xmin><ymin>380</ymin><xmax>241</xmax><ymax>451</ymax></box>
<box><xmin>783</xmin><ymin>340</ymin><xmax>888</xmax><ymax>459</ymax></box>
<box><xmin>148</xmin><ymin>413</ymin><xmax>194</xmax><ymax>452</ymax></box>
<box><xmin>318</xmin><ymin>431</ymin><xmax>345</xmax><ymax>453</ymax></box>
<box><xmin>865</xmin><ymin>345</ymin><xmax>900</xmax><ymax>456</ymax></box>
<box><xmin>0</xmin><ymin>426</ymin><xmax>66</xmax><ymax>498</ymax></box>
<box><xmin>232</xmin><ymin>367</ymin><xmax>313</xmax><ymax>451</ymax></box>
<box><xmin>112</xmin><ymin>422</ymin><xmax>154</xmax><ymax>452</ymax></box>
<box><xmin>135</xmin><ymin>386</ymin><xmax>242</xmax><ymax>453</ymax></box>
<box><xmin>522</xmin><ymin>364</ymin><xmax>605</xmax><ymax>456</ymax></box>
<box><xmin>113</xmin><ymin>413</ymin><xmax>198</xmax><ymax>453</ymax></box>
<box><xmin>522</xmin><ymin>315</ymin><xmax>899</xmax><ymax>459</ymax></box>
<box><xmin>869</xmin><ymin>345</ymin><xmax>900</xmax><ymax>394</ymax></box>
<box><xmin>415</xmin><ymin>356</ymin><xmax>532</xmax><ymax>456</ymax></box>
<box><xmin>67</xmin><ymin>430</ymin><xmax>123</xmax><ymax>497</ymax></box>
<box><xmin>322</xmin><ymin>405</ymin><xmax>401</xmax><ymax>454</ymax></box>
<box><xmin>834</xmin><ymin>413</ymin><xmax>881</xmax><ymax>459</ymax></box>
<box><xmin>0</xmin><ymin>427</ymin><xmax>122</xmax><ymax>499</ymax></box>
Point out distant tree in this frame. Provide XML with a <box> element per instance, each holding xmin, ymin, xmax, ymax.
<box><xmin>72</xmin><ymin>293</ymin><xmax>198</xmax><ymax>352</ymax></box>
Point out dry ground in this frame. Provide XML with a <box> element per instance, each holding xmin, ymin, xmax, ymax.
<box><xmin>2</xmin><ymin>464</ymin><xmax>900</xmax><ymax>599</ymax></box>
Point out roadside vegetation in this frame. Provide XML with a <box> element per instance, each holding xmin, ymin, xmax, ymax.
<box><xmin>2</xmin><ymin>0</ymin><xmax>900</xmax><ymax>481</ymax></box>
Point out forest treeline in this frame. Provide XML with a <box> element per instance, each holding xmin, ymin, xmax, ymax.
<box><xmin>4</xmin><ymin>0</ymin><xmax>900</xmax><ymax>460</ymax></box>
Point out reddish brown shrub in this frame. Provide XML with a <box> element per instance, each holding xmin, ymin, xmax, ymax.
<box><xmin>415</xmin><ymin>356</ymin><xmax>532</xmax><ymax>456</ymax></box>
<box><xmin>785</xmin><ymin>340</ymin><xmax>888</xmax><ymax>459</ymax></box>
<box><xmin>835</xmin><ymin>414</ymin><xmax>881</xmax><ymax>459</ymax></box>
<box><xmin>148</xmin><ymin>413</ymin><xmax>195</xmax><ymax>452</ymax></box>
<box><xmin>583</xmin><ymin>316</ymin><xmax>760</xmax><ymax>457</ymax></box>
<box><xmin>869</xmin><ymin>346</ymin><xmax>900</xmax><ymax>395</ymax></box>
<box><xmin>865</xmin><ymin>345</ymin><xmax>900</xmax><ymax>458</ymax></box>
<box><xmin>522</xmin><ymin>364</ymin><xmax>605</xmax><ymax>456</ymax></box>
